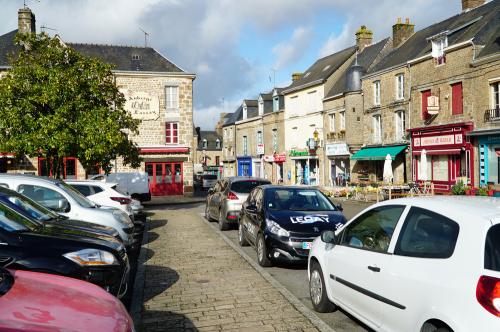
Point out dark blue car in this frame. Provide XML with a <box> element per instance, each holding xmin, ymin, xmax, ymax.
<box><xmin>238</xmin><ymin>185</ymin><xmax>347</xmax><ymax>267</ymax></box>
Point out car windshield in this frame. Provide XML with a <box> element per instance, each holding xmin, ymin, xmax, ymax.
<box><xmin>485</xmin><ymin>224</ymin><xmax>500</xmax><ymax>272</ymax></box>
<box><xmin>56</xmin><ymin>181</ymin><xmax>95</xmax><ymax>208</ymax></box>
<box><xmin>230</xmin><ymin>180</ymin><xmax>270</xmax><ymax>193</ymax></box>
<box><xmin>0</xmin><ymin>201</ymin><xmax>41</xmax><ymax>232</ymax></box>
<box><xmin>2</xmin><ymin>192</ymin><xmax>59</xmax><ymax>222</ymax></box>
<box><xmin>265</xmin><ymin>188</ymin><xmax>336</xmax><ymax>211</ymax></box>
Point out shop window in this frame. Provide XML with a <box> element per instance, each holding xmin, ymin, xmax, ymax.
<box><xmin>166</xmin><ymin>122</ymin><xmax>179</xmax><ymax>144</ymax></box>
<box><xmin>373</xmin><ymin>81</ymin><xmax>381</xmax><ymax>106</ymax></box>
<box><xmin>421</xmin><ymin>90</ymin><xmax>431</xmax><ymax>119</ymax></box>
<box><xmin>433</xmin><ymin>155</ymin><xmax>449</xmax><ymax>181</ymax></box>
<box><xmin>396</xmin><ymin>74</ymin><xmax>404</xmax><ymax>100</ymax></box>
<box><xmin>395</xmin><ymin>110</ymin><xmax>406</xmax><ymax>141</ymax></box>
<box><xmin>165</xmin><ymin>86</ymin><xmax>179</xmax><ymax>110</ymax></box>
<box><xmin>38</xmin><ymin>157</ymin><xmax>77</xmax><ymax>179</ymax></box>
<box><xmin>451</xmin><ymin>82</ymin><xmax>463</xmax><ymax>115</ymax></box>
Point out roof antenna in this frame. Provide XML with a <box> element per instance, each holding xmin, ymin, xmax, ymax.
<box><xmin>23</xmin><ymin>0</ymin><xmax>40</xmax><ymax>8</ymax></box>
<box><xmin>139</xmin><ymin>27</ymin><xmax>149</xmax><ymax>47</ymax></box>
<box><xmin>41</xmin><ymin>24</ymin><xmax>57</xmax><ymax>33</ymax></box>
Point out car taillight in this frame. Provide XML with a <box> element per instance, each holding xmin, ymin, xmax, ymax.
<box><xmin>111</xmin><ymin>197</ymin><xmax>132</xmax><ymax>205</ymax></box>
<box><xmin>227</xmin><ymin>191</ymin><xmax>239</xmax><ymax>200</ymax></box>
<box><xmin>476</xmin><ymin>275</ymin><xmax>500</xmax><ymax>317</ymax></box>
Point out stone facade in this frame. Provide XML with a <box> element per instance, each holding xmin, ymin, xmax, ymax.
<box><xmin>262</xmin><ymin>110</ymin><xmax>285</xmax><ymax>183</ymax></box>
<box><xmin>222</xmin><ymin>124</ymin><xmax>237</xmax><ymax>177</ymax></box>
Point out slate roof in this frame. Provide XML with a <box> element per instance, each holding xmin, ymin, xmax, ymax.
<box><xmin>243</xmin><ymin>99</ymin><xmax>258</xmax><ymax>107</ymax></box>
<box><xmin>369</xmin><ymin>0</ymin><xmax>499</xmax><ymax>74</ymax></box>
<box><xmin>222</xmin><ymin>106</ymin><xmax>243</xmax><ymax>126</ymax></box>
<box><xmin>197</xmin><ymin>131</ymin><xmax>222</xmax><ymax>150</ymax></box>
<box><xmin>283</xmin><ymin>45</ymin><xmax>357</xmax><ymax>94</ymax></box>
<box><xmin>326</xmin><ymin>38</ymin><xmax>390</xmax><ymax>98</ymax></box>
<box><xmin>260</xmin><ymin>92</ymin><xmax>273</xmax><ymax>101</ymax></box>
<box><xmin>0</xmin><ymin>29</ymin><xmax>184</xmax><ymax>73</ymax></box>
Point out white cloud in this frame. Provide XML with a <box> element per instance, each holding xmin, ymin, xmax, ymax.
<box><xmin>319</xmin><ymin>22</ymin><xmax>352</xmax><ymax>57</ymax></box>
<box><xmin>273</xmin><ymin>26</ymin><xmax>313</xmax><ymax>70</ymax></box>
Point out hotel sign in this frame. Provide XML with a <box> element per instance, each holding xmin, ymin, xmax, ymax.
<box><xmin>414</xmin><ymin>134</ymin><xmax>463</xmax><ymax>147</ymax></box>
<box><xmin>122</xmin><ymin>91</ymin><xmax>160</xmax><ymax>120</ymax></box>
<box><xmin>326</xmin><ymin>143</ymin><xmax>350</xmax><ymax>156</ymax></box>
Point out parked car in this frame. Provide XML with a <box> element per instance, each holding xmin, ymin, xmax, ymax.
<box><xmin>202</xmin><ymin>174</ymin><xmax>217</xmax><ymax>190</ymax></box>
<box><xmin>0</xmin><ymin>268</ymin><xmax>134</xmax><ymax>331</ymax></box>
<box><xmin>0</xmin><ymin>186</ymin><xmax>122</xmax><ymax>242</ymax></box>
<box><xmin>0</xmin><ymin>199</ymin><xmax>129</xmax><ymax>298</ymax></box>
<box><xmin>91</xmin><ymin>172</ymin><xmax>151</xmax><ymax>202</ymax></box>
<box><xmin>0</xmin><ymin>174</ymin><xmax>135</xmax><ymax>249</ymax></box>
<box><xmin>239</xmin><ymin>185</ymin><xmax>346</xmax><ymax>266</ymax></box>
<box><xmin>308</xmin><ymin>197</ymin><xmax>500</xmax><ymax>332</ymax></box>
<box><xmin>205</xmin><ymin>177</ymin><xmax>271</xmax><ymax>230</ymax></box>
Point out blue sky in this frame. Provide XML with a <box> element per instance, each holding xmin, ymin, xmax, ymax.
<box><xmin>0</xmin><ymin>0</ymin><xmax>468</xmax><ymax>129</ymax></box>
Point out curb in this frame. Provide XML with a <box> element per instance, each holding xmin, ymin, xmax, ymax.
<box><xmin>199</xmin><ymin>214</ymin><xmax>336</xmax><ymax>332</ymax></box>
<box><xmin>130</xmin><ymin>218</ymin><xmax>151</xmax><ymax>328</ymax></box>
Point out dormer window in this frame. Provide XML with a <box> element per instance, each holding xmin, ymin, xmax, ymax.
<box><xmin>132</xmin><ymin>54</ymin><xmax>140</xmax><ymax>60</ymax></box>
<box><xmin>243</xmin><ymin>106</ymin><xmax>248</xmax><ymax>119</ymax></box>
<box><xmin>202</xmin><ymin>139</ymin><xmax>208</xmax><ymax>149</ymax></box>
<box><xmin>258</xmin><ymin>100</ymin><xmax>264</xmax><ymax>116</ymax></box>
<box><xmin>273</xmin><ymin>97</ymin><xmax>279</xmax><ymax>112</ymax></box>
<box><xmin>431</xmin><ymin>36</ymin><xmax>447</xmax><ymax>65</ymax></box>
<box><xmin>215</xmin><ymin>139</ymin><xmax>221</xmax><ymax>149</ymax></box>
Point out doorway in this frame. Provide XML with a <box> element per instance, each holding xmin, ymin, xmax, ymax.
<box><xmin>145</xmin><ymin>162</ymin><xmax>183</xmax><ymax>196</ymax></box>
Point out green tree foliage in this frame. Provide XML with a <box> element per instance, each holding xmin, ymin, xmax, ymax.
<box><xmin>0</xmin><ymin>32</ymin><xmax>141</xmax><ymax>178</ymax></box>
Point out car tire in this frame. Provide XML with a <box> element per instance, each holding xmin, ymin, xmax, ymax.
<box><xmin>309</xmin><ymin>261</ymin><xmax>336</xmax><ymax>313</ymax></box>
<box><xmin>218</xmin><ymin>209</ymin><xmax>229</xmax><ymax>231</ymax></box>
<box><xmin>238</xmin><ymin>222</ymin><xmax>249</xmax><ymax>247</ymax></box>
<box><xmin>205</xmin><ymin>204</ymin><xmax>212</xmax><ymax>221</ymax></box>
<box><xmin>422</xmin><ymin>323</ymin><xmax>453</xmax><ymax>332</ymax></box>
<box><xmin>257</xmin><ymin>233</ymin><xmax>272</xmax><ymax>267</ymax></box>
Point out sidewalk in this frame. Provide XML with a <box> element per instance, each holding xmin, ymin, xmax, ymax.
<box><xmin>135</xmin><ymin>208</ymin><xmax>321</xmax><ymax>332</ymax></box>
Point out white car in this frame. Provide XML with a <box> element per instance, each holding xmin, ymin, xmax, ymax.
<box><xmin>308</xmin><ymin>197</ymin><xmax>500</xmax><ymax>332</ymax></box>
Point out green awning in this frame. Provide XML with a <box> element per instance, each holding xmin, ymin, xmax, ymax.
<box><xmin>351</xmin><ymin>145</ymin><xmax>407</xmax><ymax>161</ymax></box>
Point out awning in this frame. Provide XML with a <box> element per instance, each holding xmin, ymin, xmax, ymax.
<box><xmin>351</xmin><ymin>145</ymin><xmax>407</xmax><ymax>161</ymax></box>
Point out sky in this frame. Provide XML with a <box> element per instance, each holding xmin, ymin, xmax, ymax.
<box><xmin>0</xmin><ymin>0</ymin><xmax>467</xmax><ymax>129</ymax></box>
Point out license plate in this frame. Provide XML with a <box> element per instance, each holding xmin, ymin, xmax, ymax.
<box><xmin>302</xmin><ymin>242</ymin><xmax>313</xmax><ymax>249</ymax></box>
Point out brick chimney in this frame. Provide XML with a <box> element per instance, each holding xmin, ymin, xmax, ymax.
<box><xmin>355</xmin><ymin>26</ymin><xmax>373</xmax><ymax>51</ymax></box>
<box><xmin>18</xmin><ymin>7</ymin><xmax>36</xmax><ymax>34</ymax></box>
<box><xmin>461</xmin><ymin>0</ymin><xmax>485</xmax><ymax>12</ymax></box>
<box><xmin>392</xmin><ymin>18</ymin><xmax>414</xmax><ymax>48</ymax></box>
<box><xmin>292</xmin><ymin>72</ymin><xmax>303</xmax><ymax>82</ymax></box>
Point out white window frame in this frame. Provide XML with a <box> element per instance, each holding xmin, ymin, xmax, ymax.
<box><xmin>396</xmin><ymin>74</ymin><xmax>404</xmax><ymax>100</ymax></box>
<box><xmin>257</xmin><ymin>131</ymin><xmax>263</xmax><ymax>145</ymax></box>
<box><xmin>373</xmin><ymin>115</ymin><xmax>382</xmax><ymax>143</ymax></box>
<box><xmin>272</xmin><ymin>129</ymin><xmax>278</xmax><ymax>152</ymax></box>
<box><xmin>329</xmin><ymin>113</ymin><xmax>336</xmax><ymax>132</ymax></box>
<box><xmin>273</xmin><ymin>97</ymin><xmax>279</xmax><ymax>112</ymax></box>
<box><xmin>395</xmin><ymin>110</ymin><xmax>406</xmax><ymax>141</ymax></box>
<box><xmin>243</xmin><ymin>136</ymin><xmax>248</xmax><ymax>156</ymax></box>
<box><xmin>340</xmin><ymin>111</ymin><xmax>346</xmax><ymax>131</ymax></box>
<box><xmin>432</xmin><ymin>37</ymin><xmax>447</xmax><ymax>66</ymax></box>
<box><xmin>165</xmin><ymin>86</ymin><xmax>179</xmax><ymax>110</ymax></box>
<box><xmin>215</xmin><ymin>139</ymin><xmax>221</xmax><ymax>149</ymax></box>
<box><xmin>374</xmin><ymin>81</ymin><xmax>381</xmax><ymax>106</ymax></box>
<box><xmin>491</xmin><ymin>81</ymin><xmax>500</xmax><ymax>109</ymax></box>
<box><xmin>243</xmin><ymin>106</ymin><xmax>248</xmax><ymax>120</ymax></box>
<box><xmin>202</xmin><ymin>139</ymin><xmax>208</xmax><ymax>149</ymax></box>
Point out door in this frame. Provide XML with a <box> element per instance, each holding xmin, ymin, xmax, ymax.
<box><xmin>146</xmin><ymin>162</ymin><xmax>183</xmax><ymax>196</ymax></box>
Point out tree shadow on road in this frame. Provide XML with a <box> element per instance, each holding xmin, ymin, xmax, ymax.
<box><xmin>140</xmin><ymin>310</ymin><xmax>199</xmax><ymax>332</ymax></box>
<box><xmin>148</xmin><ymin>219</ymin><xmax>168</xmax><ymax>230</ymax></box>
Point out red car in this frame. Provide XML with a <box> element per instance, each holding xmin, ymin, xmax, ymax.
<box><xmin>0</xmin><ymin>267</ymin><xmax>134</xmax><ymax>332</ymax></box>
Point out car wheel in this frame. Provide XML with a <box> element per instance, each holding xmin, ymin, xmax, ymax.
<box><xmin>257</xmin><ymin>233</ymin><xmax>272</xmax><ymax>267</ymax></box>
<box><xmin>238</xmin><ymin>222</ymin><xmax>249</xmax><ymax>246</ymax></box>
<box><xmin>309</xmin><ymin>261</ymin><xmax>336</xmax><ymax>313</ymax></box>
<box><xmin>218</xmin><ymin>209</ymin><xmax>229</xmax><ymax>231</ymax></box>
<box><xmin>422</xmin><ymin>323</ymin><xmax>453</xmax><ymax>332</ymax></box>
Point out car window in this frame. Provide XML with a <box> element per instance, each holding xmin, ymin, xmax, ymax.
<box><xmin>0</xmin><ymin>183</ymin><xmax>8</xmax><ymax>188</ymax></box>
<box><xmin>485</xmin><ymin>224</ymin><xmax>500</xmax><ymax>272</ymax></box>
<box><xmin>230</xmin><ymin>180</ymin><xmax>270</xmax><ymax>193</ymax></box>
<box><xmin>0</xmin><ymin>202</ymin><xmax>40</xmax><ymax>232</ymax></box>
<box><xmin>92</xmin><ymin>186</ymin><xmax>104</xmax><ymax>194</ymax></box>
<box><xmin>18</xmin><ymin>184</ymin><xmax>69</xmax><ymax>212</ymax></box>
<box><xmin>72</xmin><ymin>185</ymin><xmax>92</xmax><ymax>197</ymax></box>
<box><xmin>55</xmin><ymin>181</ymin><xmax>95</xmax><ymax>208</ymax></box>
<box><xmin>341</xmin><ymin>205</ymin><xmax>405</xmax><ymax>253</ymax></box>
<box><xmin>394</xmin><ymin>207</ymin><xmax>459</xmax><ymax>259</ymax></box>
<box><xmin>265</xmin><ymin>188</ymin><xmax>335</xmax><ymax>211</ymax></box>
<box><xmin>4</xmin><ymin>193</ymin><xmax>59</xmax><ymax>222</ymax></box>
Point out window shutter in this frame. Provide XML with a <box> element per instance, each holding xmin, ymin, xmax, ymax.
<box><xmin>421</xmin><ymin>90</ymin><xmax>431</xmax><ymax>119</ymax></box>
<box><xmin>451</xmin><ymin>82</ymin><xmax>463</xmax><ymax>115</ymax></box>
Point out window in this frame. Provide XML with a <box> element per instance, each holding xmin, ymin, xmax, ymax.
<box><xmin>395</xmin><ymin>207</ymin><xmax>459</xmax><ymax>258</ymax></box>
<box><xmin>307</xmin><ymin>90</ymin><xmax>317</xmax><ymax>113</ymax></box>
<box><xmin>215</xmin><ymin>139</ymin><xmax>221</xmax><ymax>149</ymax></box>
<box><xmin>202</xmin><ymin>139</ymin><xmax>208</xmax><ymax>149</ymax></box>
<box><xmin>340</xmin><ymin>111</ymin><xmax>345</xmax><ymax>131</ymax></box>
<box><xmin>72</xmin><ymin>185</ymin><xmax>92</xmax><ymax>197</ymax></box>
<box><xmin>492</xmin><ymin>81</ymin><xmax>500</xmax><ymax>109</ymax></box>
<box><xmin>224</xmin><ymin>128</ymin><xmax>227</xmax><ymax>138</ymax></box>
<box><xmin>257</xmin><ymin>131</ymin><xmax>263</xmax><ymax>145</ymax></box>
<box><xmin>38</xmin><ymin>157</ymin><xmax>77</xmax><ymax>179</ymax></box>
<box><xmin>373</xmin><ymin>81</ymin><xmax>381</xmax><ymax>105</ymax></box>
<box><xmin>215</xmin><ymin>156</ymin><xmax>220</xmax><ymax>165</ymax></box>
<box><xmin>91</xmin><ymin>186</ymin><xmax>104</xmax><ymax>194</ymax></box>
<box><xmin>18</xmin><ymin>184</ymin><xmax>69</xmax><ymax>212</ymax></box>
<box><xmin>272</xmin><ymin>129</ymin><xmax>278</xmax><ymax>152</ymax></box>
<box><xmin>395</xmin><ymin>110</ymin><xmax>406</xmax><ymax>140</ymax></box>
<box><xmin>432</xmin><ymin>155</ymin><xmax>449</xmax><ymax>181</ymax></box>
<box><xmin>340</xmin><ymin>205</ymin><xmax>405</xmax><ymax>253</ymax></box>
<box><xmin>243</xmin><ymin>106</ymin><xmax>248</xmax><ymax>119</ymax></box>
<box><xmin>165</xmin><ymin>86</ymin><xmax>179</xmax><ymax>109</ymax></box>
<box><xmin>485</xmin><ymin>224</ymin><xmax>500</xmax><ymax>272</ymax></box>
<box><xmin>373</xmin><ymin>115</ymin><xmax>382</xmax><ymax>143</ymax></box>
<box><xmin>273</xmin><ymin>97</ymin><xmax>279</xmax><ymax>112</ymax></box>
<box><xmin>166</xmin><ymin>122</ymin><xmax>178</xmax><ymax>144</ymax></box>
<box><xmin>329</xmin><ymin>113</ymin><xmax>335</xmax><ymax>132</ymax></box>
<box><xmin>432</xmin><ymin>37</ymin><xmax>447</xmax><ymax>65</ymax></box>
<box><xmin>396</xmin><ymin>74</ymin><xmax>404</xmax><ymax>100</ymax></box>
<box><xmin>451</xmin><ymin>82</ymin><xmax>463</xmax><ymax>115</ymax></box>
<box><xmin>243</xmin><ymin>136</ymin><xmax>248</xmax><ymax>156</ymax></box>
<box><xmin>258</xmin><ymin>100</ymin><xmax>264</xmax><ymax>116</ymax></box>
<box><xmin>421</xmin><ymin>90</ymin><xmax>431</xmax><ymax>120</ymax></box>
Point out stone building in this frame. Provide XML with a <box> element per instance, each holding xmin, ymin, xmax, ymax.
<box><xmin>234</xmin><ymin>99</ymin><xmax>263</xmax><ymax>177</ymax></box>
<box><xmin>262</xmin><ymin>88</ymin><xmax>286</xmax><ymax>183</ymax></box>
<box><xmin>0</xmin><ymin>7</ymin><xmax>196</xmax><ymax>196</ymax></box>
<box><xmin>193</xmin><ymin>128</ymin><xmax>223</xmax><ymax>176</ymax></box>
<box><xmin>221</xmin><ymin>109</ymin><xmax>240</xmax><ymax>177</ymax></box>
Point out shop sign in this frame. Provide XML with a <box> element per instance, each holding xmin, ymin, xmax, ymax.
<box><xmin>290</xmin><ymin>150</ymin><xmax>309</xmax><ymax>157</ymax></box>
<box><xmin>427</xmin><ymin>95</ymin><xmax>439</xmax><ymax>114</ymax></box>
<box><xmin>263</xmin><ymin>155</ymin><xmax>274</xmax><ymax>162</ymax></box>
<box><xmin>122</xmin><ymin>91</ymin><xmax>160</xmax><ymax>120</ymax></box>
<box><xmin>326</xmin><ymin>143</ymin><xmax>349</xmax><ymax>156</ymax></box>
<box><xmin>273</xmin><ymin>153</ymin><xmax>286</xmax><ymax>163</ymax></box>
<box><xmin>416</xmin><ymin>134</ymin><xmax>455</xmax><ymax>147</ymax></box>
<box><xmin>256</xmin><ymin>144</ymin><xmax>265</xmax><ymax>155</ymax></box>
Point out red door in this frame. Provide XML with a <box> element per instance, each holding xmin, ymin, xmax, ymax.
<box><xmin>146</xmin><ymin>162</ymin><xmax>183</xmax><ymax>196</ymax></box>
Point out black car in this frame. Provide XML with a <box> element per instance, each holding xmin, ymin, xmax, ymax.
<box><xmin>0</xmin><ymin>186</ymin><xmax>123</xmax><ymax>242</ymax></box>
<box><xmin>0</xmin><ymin>199</ymin><xmax>129</xmax><ymax>298</ymax></box>
<box><xmin>239</xmin><ymin>185</ymin><xmax>347</xmax><ymax>267</ymax></box>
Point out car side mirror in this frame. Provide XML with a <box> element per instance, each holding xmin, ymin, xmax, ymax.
<box><xmin>57</xmin><ymin>199</ymin><xmax>70</xmax><ymax>213</ymax></box>
<box><xmin>321</xmin><ymin>230</ymin><xmax>336</xmax><ymax>244</ymax></box>
<box><xmin>336</xmin><ymin>204</ymin><xmax>343</xmax><ymax>211</ymax></box>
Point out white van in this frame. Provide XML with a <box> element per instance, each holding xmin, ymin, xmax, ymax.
<box><xmin>0</xmin><ymin>174</ymin><xmax>135</xmax><ymax>248</ymax></box>
<box><xmin>91</xmin><ymin>172</ymin><xmax>151</xmax><ymax>202</ymax></box>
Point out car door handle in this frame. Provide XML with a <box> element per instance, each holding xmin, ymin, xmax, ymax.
<box><xmin>367</xmin><ymin>265</ymin><xmax>381</xmax><ymax>272</ymax></box>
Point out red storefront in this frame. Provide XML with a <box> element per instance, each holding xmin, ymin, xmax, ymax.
<box><xmin>409</xmin><ymin>122</ymin><xmax>474</xmax><ymax>192</ymax></box>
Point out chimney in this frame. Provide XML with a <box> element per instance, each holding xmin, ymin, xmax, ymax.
<box><xmin>18</xmin><ymin>7</ymin><xmax>36</xmax><ymax>34</ymax></box>
<box><xmin>292</xmin><ymin>72</ymin><xmax>303</xmax><ymax>82</ymax></box>
<box><xmin>461</xmin><ymin>0</ymin><xmax>485</xmax><ymax>12</ymax></box>
<box><xmin>355</xmin><ymin>26</ymin><xmax>373</xmax><ymax>51</ymax></box>
<box><xmin>392</xmin><ymin>18</ymin><xmax>414</xmax><ymax>48</ymax></box>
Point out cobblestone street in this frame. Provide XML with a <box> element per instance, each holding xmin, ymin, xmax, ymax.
<box><xmin>138</xmin><ymin>206</ymin><xmax>321</xmax><ymax>332</ymax></box>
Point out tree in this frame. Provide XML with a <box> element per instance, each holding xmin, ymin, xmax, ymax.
<box><xmin>0</xmin><ymin>32</ymin><xmax>141</xmax><ymax>178</ymax></box>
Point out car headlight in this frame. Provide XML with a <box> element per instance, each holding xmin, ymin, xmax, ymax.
<box><xmin>63</xmin><ymin>249</ymin><xmax>119</xmax><ymax>266</ymax></box>
<box><xmin>113</xmin><ymin>210</ymin><xmax>133</xmax><ymax>227</ymax></box>
<box><xmin>266</xmin><ymin>219</ymin><xmax>290</xmax><ymax>237</ymax></box>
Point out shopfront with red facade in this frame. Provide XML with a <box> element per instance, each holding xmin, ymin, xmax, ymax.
<box><xmin>410</xmin><ymin>122</ymin><xmax>474</xmax><ymax>192</ymax></box>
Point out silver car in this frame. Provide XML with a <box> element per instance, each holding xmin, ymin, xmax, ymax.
<box><xmin>205</xmin><ymin>177</ymin><xmax>270</xmax><ymax>230</ymax></box>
